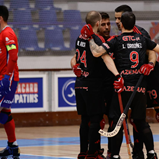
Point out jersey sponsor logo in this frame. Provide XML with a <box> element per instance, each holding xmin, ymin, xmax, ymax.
<box><xmin>14</xmin><ymin>82</ymin><xmax>38</xmax><ymax>104</ymax></box>
<box><xmin>123</xmin><ymin>86</ymin><xmax>146</xmax><ymax>94</ymax></box>
<box><xmin>122</xmin><ymin>36</ymin><xmax>140</xmax><ymax>41</ymax></box>
<box><xmin>81</xmin><ymin>71</ymin><xmax>89</xmax><ymax>77</ymax></box>
<box><xmin>120</xmin><ymin>69</ymin><xmax>141</xmax><ymax>75</ymax></box>
<box><xmin>5</xmin><ymin>37</ymin><xmax>9</xmax><ymax>41</ymax></box>
<box><xmin>3</xmin><ymin>99</ymin><xmax>13</xmax><ymax>104</ymax></box>
<box><xmin>5</xmin><ymin>37</ymin><xmax>15</xmax><ymax>44</ymax></box>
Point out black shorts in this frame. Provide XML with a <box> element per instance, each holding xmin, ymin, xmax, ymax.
<box><xmin>75</xmin><ymin>78</ymin><xmax>106</xmax><ymax>116</ymax></box>
<box><xmin>109</xmin><ymin>86</ymin><xmax>147</xmax><ymax>120</ymax></box>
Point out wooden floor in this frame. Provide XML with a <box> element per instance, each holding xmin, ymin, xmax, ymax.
<box><xmin>0</xmin><ymin>123</ymin><xmax>159</xmax><ymax>159</ymax></box>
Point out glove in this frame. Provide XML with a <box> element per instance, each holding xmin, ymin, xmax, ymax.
<box><xmin>140</xmin><ymin>62</ymin><xmax>154</xmax><ymax>76</ymax></box>
<box><xmin>0</xmin><ymin>75</ymin><xmax>10</xmax><ymax>95</ymax></box>
<box><xmin>155</xmin><ymin>108</ymin><xmax>159</xmax><ymax>123</ymax></box>
<box><xmin>81</xmin><ymin>24</ymin><xmax>94</xmax><ymax>40</ymax></box>
<box><xmin>113</xmin><ymin>74</ymin><xmax>124</xmax><ymax>93</ymax></box>
<box><xmin>73</xmin><ymin>64</ymin><xmax>82</xmax><ymax>77</ymax></box>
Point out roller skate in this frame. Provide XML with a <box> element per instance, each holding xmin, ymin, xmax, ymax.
<box><xmin>0</xmin><ymin>142</ymin><xmax>20</xmax><ymax>159</ymax></box>
<box><xmin>98</xmin><ymin>148</ymin><xmax>106</xmax><ymax>159</ymax></box>
<box><xmin>77</xmin><ymin>152</ymin><xmax>87</xmax><ymax>159</ymax></box>
<box><xmin>132</xmin><ymin>150</ymin><xmax>144</xmax><ymax>159</ymax></box>
<box><xmin>147</xmin><ymin>153</ymin><xmax>158</xmax><ymax>159</ymax></box>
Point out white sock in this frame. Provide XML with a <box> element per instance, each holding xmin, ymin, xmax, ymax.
<box><xmin>148</xmin><ymin>150</ymin><xmax>155</xmax><ymax>154</ymax></box>
<box><xmin>12</xmin><ymin>141</ymin><xmax>18</xmax><ymax>146</ymax></box>
<box><xmin>113</xmin><ymin>155</ymin><xmax>119</xmax><ymax>158</ymax></box>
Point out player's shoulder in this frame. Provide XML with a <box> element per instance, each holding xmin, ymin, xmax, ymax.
<box><xmin>133</xmin><ymin>25</ymin><xmax>150</xmax><ymax>39</ymax></box>
<box><xmin>2</xmin><ymin>26</ymin><xmax>16</xmax><ymax>37</ymax></box>
<box><xmin>107</xmin><ymin>35</ymin><xmax>118</xmax><ymax>42</ymax></box>
<box><xmin>95</xmin><ymin>34</ymin><xmax>105</xmax><ymax>43</ymax></box>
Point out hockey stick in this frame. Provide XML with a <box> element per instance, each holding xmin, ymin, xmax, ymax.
<box><xmin>118</xmin><ymin>93</ymin><xmax>132</xmax><ymax>159</ymax></box>
<box><xmin>99</xmin><ymin>74</ymin><xmax>144</xmax><ymax>137</ymax></box>
<box><xmin>126</xmin><ymin>119</ymin><xmax>134</xmax><ymax>148</ymax></box>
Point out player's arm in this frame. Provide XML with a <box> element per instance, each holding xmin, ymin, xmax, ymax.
<box><xmin>70</xmin><ymin>54</ymin><xmax>82</xmax><ymax>77</ymax></box>
<box><xmin>140</xmin><ymin>39</ymin><xmax>158</xmax><ymax>76</ymax></box>
<box><xmin>81</xmin><ymin>24</ymin><xmax>107</xmax><ymax>57</ymax></box>
<box><xmin>146</xmin><ymin>50</ymin><xmax>156</xmax><ymax>65</ymax></box>
<box><xmin>102</xmin><ymin>53</ymin><xmax>124</xmax><ymax>93</ymax></box>
<box><xmin>152</xmin><ymin>44</ymin><xmax>159</xmax><ymax>54</ymax></box>
<box><xmin>101</xmin><ymin>54</ymin><xmax>119</xmax><ymax>76</ymax></box>
<box><xmin>70</xmin><ymin>54</ymin><xmax>77</xmax><ymax>68</ymax></box>
<box><xmin>0</xmin><ymin>43</ymin><xmax>18</xmax><ymax>95</ymax></box>
<box><xmin>89</xmin><ymin>39</ymin><xmax>107</xmax><ymax>57</ymax></box>
<box><xmin>6</xmin><ymin>44</ymin><xmax>18</xmax><ymax>75</ymax></box>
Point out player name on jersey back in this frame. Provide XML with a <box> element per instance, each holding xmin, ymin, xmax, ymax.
<box><xmin>122</xmin><ymin>43</ymin><xmax>142</xmax><ymax>49</ymax></box>
<box><xmin>77</xmin><ymin>41</ymin><xmax>86</xmax><ymax>47</ymax></box>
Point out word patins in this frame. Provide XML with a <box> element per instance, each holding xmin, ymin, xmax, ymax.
<box><xmin>15</xmin><ymin>83</ymin><xmax>38</xmax><ymax>103</ymax></box>
<box><xmin>123</xmin><ymin>86</ymin><xmax>146</xmax><ymax>94</ymax></box>
<box><xmin>120</xmin><ymin>69</ymin><xmax>141</xmax><ymax>75</ymax></box>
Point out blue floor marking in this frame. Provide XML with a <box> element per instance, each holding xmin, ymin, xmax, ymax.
<box><xmin>19</xmin><ymin>155</ymin><xmax>76</xmax><ymax>159</ymax></box>
<box><xmin>0</xmin><ymin>134</ymin><xmax>159</xmax><ymax>148</ymax></box>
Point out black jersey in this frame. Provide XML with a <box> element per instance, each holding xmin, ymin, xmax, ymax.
<box><xmin>103</xmin><ymin>31</ymin><xmax>156</xmax><ymax>85</ymax></box>
<box><xmin>133</xmin><ymin>25</ymin><xmax>151</xmax><ymax>39</ymax></box>
<box><xmin>75</xmin><ymin>34</ymin><xmax>111</xmax><ymax>80</ymax></box>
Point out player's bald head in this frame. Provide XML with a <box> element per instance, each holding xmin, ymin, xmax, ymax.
<box><xmin>85</xmin><ymin>11</ymin><xmax>101</xmax><ymax>27</ymax></box>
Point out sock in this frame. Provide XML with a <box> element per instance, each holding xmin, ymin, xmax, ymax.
<box><xmin>4</xmin><ymin>119</ymin><xmax>16</xmax><ymax>143</ymax></box>
<box><xmin>148</xmin><ymin>150</ymin><xmax>155</xmax><ymax>154</ymax></box>
<box><xmin>113</xmin><ymin>155</ymin><xmax>119</xmax><ymax>158</ymax></box>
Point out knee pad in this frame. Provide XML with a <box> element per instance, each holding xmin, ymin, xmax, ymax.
<box><xmin>133</xmin><ymin>119</ymin><xmax>150</xmax><ymax>132</ymax></box>
<box><xmin>0</xmin><ymin>110</ymin><xmax>12</xmax><ymax>124</ymax></box>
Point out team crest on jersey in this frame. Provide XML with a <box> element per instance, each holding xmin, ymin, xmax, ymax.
<box><xmin>5</xmin><ymin>37</ymin><xmax>9</xmax><ymax>41</ymax></box>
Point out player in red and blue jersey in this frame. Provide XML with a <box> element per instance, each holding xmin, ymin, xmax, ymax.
<box><xmin>0</xmin><ymin>5</ymin><xmax>20</xmax><ymax>159</ymax></box>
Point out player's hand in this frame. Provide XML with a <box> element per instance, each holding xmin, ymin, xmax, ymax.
<box><xmin>73</xmin><ymin>64</ymin><xmax>82</xmax><ymax>77</ymax></box>
<box><xmin>113</xmin><ymin>74</ymin><xmax>124</xmax><ymax>93</ymax></box>
<box><xmin>81</xmin><ymin>24</ymin><xmax>94</xmax><ymax>40</ymax></box>
<box><xmin>140</xmin><ymin>62</ymin><xmax>154</xmax><ymax>76</ymax></box>
<box><xmin>155</xmin><ymin>108</ymin><xmax>159</xmax><ymax>122</ymax></box>
<box><xmin>0</xmin><ymin>75</ymin><xmax>10</xmax><ymax>95</ymax></box>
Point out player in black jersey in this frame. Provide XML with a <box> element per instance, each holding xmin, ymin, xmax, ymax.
<box><xmin>98</xmin><ymin>12</ymin><xmax>111</xmax><ymax>41</ymax></box>
<box><xmin>81</xmin><ymin>11</ymin><xmax>159</xmax><ymax>159</ymax></box>
<box><xmin>114</xmin><ymin>4</ymin><xmax>159</xmax><ymax>159</ymax></box>
<box><xmin>98</xmin><ymin>12</ymin><xmax>114</xmax><ymax>159</ymax></box>
<box><xmin>70</xmin><ymin>11</ymin><xmax>122</xmax><ymax>159</ymax></box>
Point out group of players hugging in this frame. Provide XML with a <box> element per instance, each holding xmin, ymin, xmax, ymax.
<box><xmin>71</xmin><ymin>4</ymin><xmax>159</xmax><ymax>159</ymax></box>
